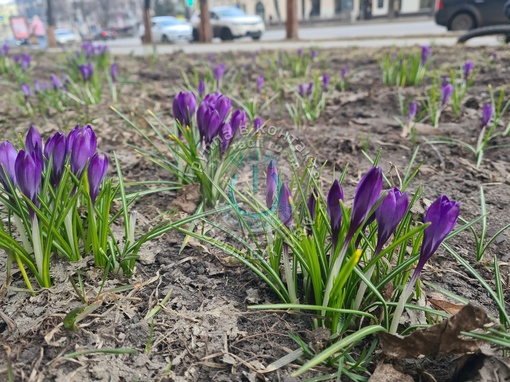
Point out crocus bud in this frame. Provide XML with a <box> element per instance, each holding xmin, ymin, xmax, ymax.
<box><xmin>266</xmin><ymin>160</ymin><xmax>278</xmax><ymax>208</ymax></box>
<box><xmin>327</xmin><ymin>179</ymin><xmax>344</xmax><ymax>250</ymax></box>
<box><xmin>297</xmin><ymin>48</ymin><xmax>303</xmax><ymax>57</ymax></box>
<box><xmin>254</xmin><ymin>117</ymin><xmax>263</xmax><ymax>131</ymax></box>
<box><xmin>78</xmin><ymin>62</ymin><xmax>94</xmax><ymax>81</ymax></box>
<box><xmin>441</xmin><ymin>84</ymin><xmax>453</xmax><ymax>108</ymax></box>
<box><xmin>481</xmin><ymin>103</ymin><xmax>494</xmax><ymax>129</ymax></box>
<box><xmin>375</xmin><ymin>188</ymin><xmax>409</xmax><ymax>254</ymax></box>
<box><xmin>21</xmin><ymin>83</ymin><xmax>31</xmax><ymax>99</ymax></box>
<box><xmin>310</xmin><ymin>49</ymin><xmax>318</xmax><ymax>59</ymax></box>
<box><xmin>256</xmin><ymin>76</ymin><xmax>264</xmax><ymax>93</ymax></box>
<box><xmin>219</xmin><ymin>122</ymin><xmax>233</xmax><ymax>156</ymax></box>
<box><xmin>0</xmin><ymin>141</ymin><xmax>18</xmax><ymax>191</ymax></box>
<box><xmin>35</xmin><ymin>81</ymin><xmax>48</xmax><ymax>94</ymax></box>
<box><xmin>413</xmin><ymin>195</ymin><xmax>460</xmax><ymax>279</ymax></box>
<box><xmin>442</xmin><ymin>75</ymin><xmax>450</xmax><ymax>88</ymax></box>
<box><xmin>307</xmin><ymin>188</ymin><xmax>319</xmax><ymax>236</ymax></box>
<box><xmin>341</xmin><ymin>67</ymin><xmax>348</xmax><ymax>80</ymax></box>
<box><xmin>88</xmin><ymin>153</ymin><xmax>108</xmax><ymax>204</ymax></box>
<box><xmin>51</xmin><ymin>74</ymin><xmax>63</xmax><ymax>90</ymax></box>
<box><xmin>44</xmin><ymin>132</ymin><xmax>67</xmax><ymax>187</ymax></box>
<box><xmin>348</xmin><ymin>167</ymin><xmax>383</xmax><ymax>240</ymax></box>
<box><xmin>230</xmin><ymin>109</ymin><xmax>247</xmax><ymax>136</ymax></box>
<box><xmin>111</xmin><ymin>63</ymin><xmax>118</xmax><ymax>82</ymax></box>
<box><xmin>25</xmin><ymin>125</ymin><xmax>42</xmax><ymax>155</ymax></box>
<box><xmin>420</xmin><ymin>45</ymin><xmax>431</xmax><ymax>65</ymax></box>
<box><xmin>322</xmin><ymin>74</ymin><xmax>331</xmax><ymax>92</ymax></box>
<box><xmin>173</xmin><ymin>91</ymin><xmax>197</xmax><ymax>129</ymax></box>
<box><xmin>306</xmin><ymin>82</ymin><xmax>314</xmax><ymax>97</ymax></box>
<box><xmin>198</xmin><ymin>80</ymin><xmax>205</xmax><ymax>97</ymax></box>
<box><xmin>408</xmin><ymin>101</ymin><xmax>417</xmax><ymax>121</ymax></box>
<box><xmin>215</xmin><ymin>94</ymin><xmax>231</xmax><ymax>122</ymax></box>
<box><xmin>15</xmin><ymin>150</ymin><xmax>42</xmax><ymax>213</ymax></box>
<box><xmin>298</xmin><ymin>84</ymin><xmax>305</xmax><ymax>97</ymax></box>
<box><xmin>197</xmin><ymin>105</ymin><xmax>221</xmax><ymax>145</ymax></box>
<box><xmin>2</xmin><ymin>44</ymin><xmax>9</xmax><ymax>55</ymax></box>
<box><xmin>214</xmin><ymin>63</ymin><xmax>226</xmax><ymax>85</ymax></box>
<box><xmin>278</xmin><ymin>182</ymin><xmax>293</xmax><ymax>228</ymax></box>
<box><xmin>463</xmin><ymin>61</ymin><xmax>475</xmax><ymax>81</ymax></box>
<box><xmin>70</xmin><ymin>125</ymin><xmax>97</xmax><ymax>175</ymax></box>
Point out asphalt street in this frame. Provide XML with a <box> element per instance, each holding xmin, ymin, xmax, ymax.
<box><xmin>99</xmin><ymin>19</ymin><xmax>502</xmax><ymax>55</ymax></box>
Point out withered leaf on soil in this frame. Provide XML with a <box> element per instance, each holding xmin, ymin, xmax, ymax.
<box><xmin>169</xmin><ymin>183</ymin><xmax>201</xmax><ymax>214</ymax></box>
<box><xmin>368</xmin><ymin>363</ymin><xmax>413</xmax><ymax>382</ymax></box>
<box><xmin>380</xmin><ymin>304</ymin><xmax>493</xmax><ymax>358</ymax></box>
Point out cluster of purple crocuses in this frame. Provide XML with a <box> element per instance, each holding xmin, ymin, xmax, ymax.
<box><xmin>173</xmin><ymin>90</ymin><xmax>264</xmax><ymax>155</ymax></box>
<box><xmin>13</xmin><ymin>53</ymin><xmax>31</xmax><ymax>71</ymax></box>
<box><xmin>266</xmin><ymin>161</ymin><xmax>460</xmax><ymax>291</ymax></box>
<box><xmin>0</xmin><ymin>125</ymin><xmax>108</xmax><ymax>215</ymax></box>
<box><xmin>80</xmin><ymin>42</ymin><xmax>108</xmax><ymax>58</ymax></box>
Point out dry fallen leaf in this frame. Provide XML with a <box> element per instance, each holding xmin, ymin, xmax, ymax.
<box><xmin>429</xmin><ymin>298</ymin><xmax>465</xmax><ymax>316</ymax></box>
<box><xmin>169</xmin><ymin>183</ymin><xmax>201</xmax><ymax>214</ymax></box>
<box><xmin>380</xmin><ymin>304</ymin><xmax>493</xmax><ymax>358</ymax></box>
<box><xmin>369</xmin><ymin>363</ymin><xmax>413</xmax><ymax>382</ymax></box>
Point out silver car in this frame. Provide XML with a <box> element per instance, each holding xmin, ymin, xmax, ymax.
<box><xmin>55</xmin><ymin>29</ymin><xmax>81</xmax><ymax>45</ymax></box>
<box><xmin>139</xmin><ymin>16</ymin><xmax>193</xmax><ymax>43</ymax></box>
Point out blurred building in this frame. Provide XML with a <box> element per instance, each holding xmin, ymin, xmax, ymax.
<box><xmin>208</xmin><ymin>0</ymin><xmax>433</xmax><ymax>22</ymax></box>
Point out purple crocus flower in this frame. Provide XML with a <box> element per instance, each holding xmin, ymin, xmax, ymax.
<box><xmin>463</xmin><ymin>61</ymin><xmax>475</xmax><ymax>81</ymax></box>
<box><xmin>197</xmin><ymin>105</ymin><xmax>221</xmax><ymax>145</ymax></box>
<box><xmin>21</xmin><ymin>83</ymin><xmax>31</xmax><ymax>100</ymax></box>
<box><xmin>213</xmin><ymin>63</ymin><xmax>226</xmax><ymax>87</ymax></box>
<box><xmin>208</xmin><ymin>53</ymin><xmax>215</xmax><ymax>66</ymax></box>
<box><xmin>266</xmin><ymin>160</ymin><xmax>278</xmax><ymax>208</ymax></box>
<box><xmin>256</xmin><ymin>75</ymin><xmax>264</xmax><ymax>93</ymax></box>
<box><xmin>374</xmin><ymin>188</ymin><xmax>409</xmax><ymax>254</ymax></box>
<box><xmin>481</xmin><ymin>103</ymin><xmax>494</xmax><ymax>129</ymax></box>
<box><xmin>442</xmin><ymin>75</ymin><xmax>450</xmax><ymax>88</ymax></box>
<box><xmin>44</xmin><ymin>132</ymin><xmax>67</xmax><ymax>187</ymax></box>
<box><xmin>111</xmin><ymin>63</ymin><xmax>118</xmax><ymax>82</ymax></box>
<box><xmin>51</xmin><ymin>74</ymin><xmax>64</xmax><ymax>90</ymax></box>
<box><xmin>420</xmin><ymin>45</ymin><xmax>431</xmax><ymax>65</ymax></box>
<box><xmin>347</xmin><ymin>167</ymin><xmax>383</xmax><ymax>241</ymax></box>
<box><xmin>69</xmin><ymin>125</ymin><xmax>97</xmax><ymax>175</ymax></box>
<box><xmin>297</xmin><ymin>48</ymin><xmax>303</xmax><ymax>58</ymax></box>
<box><xmin>0</xmin><ymin>141</ymin><xmax>18</xmax><ymax>191</ymax></box>
<box><xmin>198</xmin><ymin>80</ymin><xmax>206</xmax><ymax>97</ymax></box>
<box><xmin>491</xmin><ymin>52</ymin><xmax>498</xmax><ymax>61</ymax></box>
<box><xmin>34</xmin><ymin>81</ymin><xmax>48</xmax><ymax>94</ymax></box>
<box><xmin>88</xmin><ymin>153</ymin><xmax>108</xmax><ymax>204</ymax></box>
<box><xmin>327</xmin><ymin>179</ymin><xmax>344</xmax><ymax>250</ymax></box>
<box><xmin>278</xmin><ymin>182</ymin><xmax>293</xmax><ymax>228</ymax></box>
<box><xmin>341</xmin><ymin>67</ymin><xmax>348</xmax><ymax>80</ymax></box>
<box><xmin>173</xmin><ymin>91</ymin><xmax>197</xmax><ymax>129</ymax></box>
<box><xmin>408</xmin><ymin>101</ymin><xmax>417</xmax><ymax>121</ymax></box>
<box><xmin>78</xmin><ymin>62</ymin><xmax>94</xmax><ymax>81</ymax></box>
<box><xmin>230</xmin><ymin>109</ymin><xmax>247</xmax><ymax>136</ymax></box>
<box><xmin>310</xmin><ymin>49</ymin><xmax>318</xmax><ymax>59</ymax></box>
<box><xmin>25</xmin><ymin>125</ymin><xmax>43</xmax><ymax>165</ymax></box>
<box><xmin>412</xmin><ymin>195</ymin><xmax>460</xmax><ymax>281</ymax></box>
<box><xmin>441</xmin><ymin>84</ymin><xmax>454</xmax><ymax>108</ymax></box>
<box><xmin>254</xmin><ymin>117</ymin><xmax>263</xmax><ymax>130</ymax></box>
<box><xmin>2</xmin><ymin>44</ymin><xmax>9</xmax><ymax>56</ymax></box>
<box><xmin>322</xmin><ymin>74</ymin><xmax>331</xmax><ymax>92</ymax></box>
<box><xmin>298</xmin><ymin>84</ymin><xmax>305</xmax><ymax>97</ymax></box>
<box><xmin>15</xmin><ymin>150</ymin><xmax>42</xmax><ymax>215</ymax></box>
<box><xmin>306</xmin><ymin>82</ymin><xmax>314</xmax><ymax>97</ymax></box>
<box><xmin>307</xmin><ymin>188</ymin><xmax>319</xmax><ymax>236</ymax></box>
<box><xmin>219</xmin><ymin>122</ymin><xmax>233</xmax><ymax>156</ymax></box>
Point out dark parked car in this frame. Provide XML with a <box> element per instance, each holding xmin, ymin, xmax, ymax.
<box><xmin>435</xmin><ymin>0</ymin><xmax>510</xmax><ymax>30</ymax></box>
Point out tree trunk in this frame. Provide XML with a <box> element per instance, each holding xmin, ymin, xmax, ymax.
<box><xmin>286</xmin><ymin>0</ymin><xmax>298</xmax><ymax>39</ymax></box>
<box><xmin>143</xmin><ymin>0</ymin><xmax>152</xmax><ymax>44</ymax></box>
<box><xmin>199</xmin><ymin>0</ymin><xmax>212</xmax><ymax>43</ymax></box>
<box><xmin>388</xmin><ymin>0</ymin><xmax>395</xmax><ymax>18</ymax></box>
<box><xmin>273</xmin><ymin>0</ymin><xmax>281</xmax><ymax>21</ymax></box>
<box><xmin>46</xmin><ymin>0</ymin><xmax>56</xmax><ymax>48</ymax></box>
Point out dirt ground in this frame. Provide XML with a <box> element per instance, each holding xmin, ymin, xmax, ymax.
<box><xmin>1</xmin><ymin>45</ymin><xmax>510</xmax><ymax>381</ymax></box>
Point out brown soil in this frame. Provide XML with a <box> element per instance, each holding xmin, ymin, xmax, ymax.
<box><xmin>1</xmin><ymin>45</ymin><xmax>510</xmax><ymax>381</ymax></box>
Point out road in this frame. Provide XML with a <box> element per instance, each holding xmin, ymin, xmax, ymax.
<box><xmin>100</xmin><ymin>19</ymin><xmax>502</xmax><ymax>55</ymax></box>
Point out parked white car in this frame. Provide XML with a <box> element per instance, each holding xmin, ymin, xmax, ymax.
<box><xmin>55</xmin><ymin>29</ymin><xmax>81</xmax><ymax>45</ymax></box>
<box><xmin>190</xmin><ymin>6</ymin><xmax>265</xmax><ymax>41</ymax></box>
<box><xmin>139</xmin><ymin>16</ymin><xmax>193</xmax><ymax>43</ymax></box>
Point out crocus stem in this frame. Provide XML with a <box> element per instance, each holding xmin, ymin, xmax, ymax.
<box><xmin>322</xmin><ymin>238</ymin><xmax>350</xmax><ymax>313</ymax></box>
<box><xmin>64</xmin><ymin>210</ymin><xmax>79</xmax><ymax>261</ymax></box>
<box><xmin>32</xmin><ymin>216</ymin><xmax>46</xmax><ymax>285</ymax></box>
<box><xmin>353</xmin><ymin>262</ymin><xmax>375</xmax><ymax>311</ymax></box>
<box><xmin>14</xmin><ymin>253</ymin><xmax>34</xmax><ymax>293</ymax></box>
<box><xmin>13</xmin><ymin>214</ymin><xmax>33</xmax><ymax>254</ymax></box>
<box><xmin>283</xmin><ymin>243</ymin><xmax>298</xmax><ymax>304</ymax></box>
<box><xmin>389</xmin><ymin>270</ymin><xmax>419</xmax><ymax>334</ymax></box>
